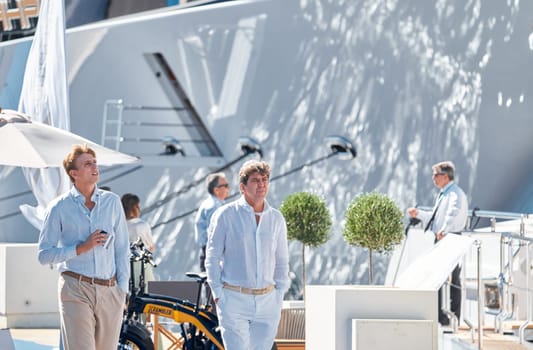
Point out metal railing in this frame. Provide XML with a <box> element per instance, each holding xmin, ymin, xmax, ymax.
<box><xmin>418</xmin><ymin>207</ymin><xmax>533</xmax><ymax>346</ymax></box>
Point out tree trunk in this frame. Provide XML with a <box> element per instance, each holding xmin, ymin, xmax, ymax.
<box><xmin>369</xmin><ymin>248</ymin><xmax>373</xmax><ymax>285</ymax></box>
<box><xmin>302</xmin><ymin>243</ymin><xmax>306</xmax><ymax>301</ymax></box>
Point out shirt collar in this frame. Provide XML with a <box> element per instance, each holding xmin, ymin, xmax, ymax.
<box><xmin>237</xmin><ymin>195</ymin><xmax>271</xmax><ymax>213</ymax></box>
<box><xmin>441</xmin><ymin>181</ymin><xmax>455</xmax><ymax>195</ymax></box>
<box><xmin>70</xmin><ymin>185</ymin><xmax>99</xmax><ymax>202</ymax></box>
<box><xmin>210</xmin><ymin>194</ymin><xmax>225</xmax><ymax>204</ymax></box>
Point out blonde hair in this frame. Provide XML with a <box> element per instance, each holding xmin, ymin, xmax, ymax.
<box><xmin>63</xmin><ymin>144</ymin><xmax>96</xmax><ymax>183</ymax></box>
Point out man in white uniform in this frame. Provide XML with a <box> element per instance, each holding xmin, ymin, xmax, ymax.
<box><xmin>407</xmin><ymin>160</ymin><xmax>468</xmax><ymax>325</ymax></box>
<box><xmin>206</xmin><ymin>160</ymin><xmax>289</xmax><ymax>350</ymax></box>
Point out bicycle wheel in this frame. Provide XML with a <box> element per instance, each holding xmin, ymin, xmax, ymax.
<box><xmin>118</xmin><ymin>322</ymin><xmax>155</xmax><ymax>350</ymax></box>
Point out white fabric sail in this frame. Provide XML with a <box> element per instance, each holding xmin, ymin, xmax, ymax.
<box><xmin>18</xmin><ymin>0</ymin><xmax>71</xmax><ymax>230</ymax></box>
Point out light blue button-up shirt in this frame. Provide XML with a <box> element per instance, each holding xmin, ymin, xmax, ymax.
<box><xmin>205</xmin><ymin>196</ymin><xmax>290</xmax><ymax>300</ymax></box>
<box><xmin>38</xmin><ymin>186</ymin><xmax>130</xmax><ymax>292</ymax></box>
<box><xmin>194</xmin><ymin>194</ymin><xmax>224</xmax><ymax>247</ymax></box>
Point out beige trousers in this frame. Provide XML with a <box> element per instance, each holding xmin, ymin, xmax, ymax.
<box><xmin>59</xmin><ymin>274</ymin><xmax>126</xmax><ymax>350</ymax></box>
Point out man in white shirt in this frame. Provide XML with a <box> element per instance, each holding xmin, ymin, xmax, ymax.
<box><xmin>407</xmin><ymin>160</ymin><xmax>468</xmax><ymax>326</ymax></box>
<box><xmin>206</xmin><ymin>160</ymin><xmax>289</xmax><ymax>350</ymax></box>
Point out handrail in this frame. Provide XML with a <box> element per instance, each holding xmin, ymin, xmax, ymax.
<box><xmin>458</xmin><ymin>228</ymin><xmax>533</xmax><ymax>344</ymax></box>
<box><xmin>414</xmin><ymin>206</ymin><xmax>533</xmax><ymax>346</ymax></box>
<box><xmin>518</xmin><ymin>241</ymin><xmax>531</xmax><ymax>344</ymax></box>
<box><xmin>418</xmin><ymin>206</ymin><xmax>530</xmax><ymax>222</ymax></box>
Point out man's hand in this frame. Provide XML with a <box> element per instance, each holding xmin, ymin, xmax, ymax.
<box><xmin>76</xmin><ymin>229</ymin><xmax>108</xmax><ymax>255</ymax></box>
<box><xmin>407</xmin><ymin>207</ymin><xmax>418</xmax><ymax>217</ymax></box>
<box><xmin>214</xmin><ymin>298</ymin><xmax>219</xmax><ymax>305</ymax></box>
<box><xmin>435</xmin><ymin>231</ymin><xmax>445</xmax><ymax>241</ymax></box>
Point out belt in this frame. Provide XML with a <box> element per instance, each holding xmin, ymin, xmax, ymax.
<box><xmin>223</xmin><ymin>282</ymin><xmax>275</xmax><ymax>295</ymax></box>
<box><xmin>62</xmin><ymin>271</ymin><xmax>116</xmax><ymax>287</ymax></box>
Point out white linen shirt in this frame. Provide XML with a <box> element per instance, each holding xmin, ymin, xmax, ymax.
<box><xmin>205</xmin><ymin>196</ymin><xmax>290</xmax><ymax>300</ymax></box>
<box><xmin>417</xmin><ymin>181</ymin><xmax>468</xmax><ymax>235</ymax></box>
<box><xmin>38</xmin><ymin>186</ymin><xmax>130</xmax><ymax>292</ymax></box>
<box><xmin>127</xmin><ymin>217</ymin><xmax>154</xmax><ymax>249</ymax></box>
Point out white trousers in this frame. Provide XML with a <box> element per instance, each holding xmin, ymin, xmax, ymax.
<box><xmin>216</xmin><ymin>288</ymin><xmax>283</xmax><ymax>350</ymax></box>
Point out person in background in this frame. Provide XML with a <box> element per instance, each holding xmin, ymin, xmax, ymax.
<box><xmin>194</xmin><ymin>172</ymin><xmax>229</xmax><ymax>272</ymax></box>
<box><xmin>121</xmin><ymin>193</ymin><xmax>156</xmax><ymax>282</ymax></box>
<box><xmin>407</xmin><ymin>160</ymin><xmax>468</xmax><ymax>326</ymax></box>
<box><xmin>38</xmin><ymin>144</ymin><xmax>129</xmax><ymax>350</ymax></box>
<box><xmin>206</xmin><ymin>160</ymin><xmax>289</xmax><ymax>350</ymax></box>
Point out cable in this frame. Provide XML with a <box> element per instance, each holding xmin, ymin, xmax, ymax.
<box><xmin>269</xmin><ymin>152</ymin><xmax>336</xmax><ymax>182</ymax></box>
<box><xmin>100</xmin><ymin>165</ymin><xmax>144</xmax><ymax>186</ymax></box>
<box><xmin>149</xmin><ymin>150</ymin><xmax>342</xmax><ymax>229</ymax></box>
<box><xmin>0</xmin><ymin>211</ymin><xmax>22</xmax><ymax>220</ymax></box>
<box><xmin>141</xmin><ymin>152</ymin><xmax>253</xmax><ymax>216</ymax></box>
<box><xmin>0</xmin><ymin>190</ymin><xmax>32</xmax><ymax>202</ymax></box>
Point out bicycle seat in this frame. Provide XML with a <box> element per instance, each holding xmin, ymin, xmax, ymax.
<box><xmin>186</xmin><ymin>271</ymin><xmax>207</xmax><ymax>282</ymax></box>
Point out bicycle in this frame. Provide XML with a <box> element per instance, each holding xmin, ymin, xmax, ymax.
<box><xmin>118</xmin><ymin>239</ymin><xmax>223</xmax><ymax>350</ymax></box>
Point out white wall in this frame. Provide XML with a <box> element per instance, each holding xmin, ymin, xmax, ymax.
<box><xmin>0</xmin><ymin>244</ymin><xmax>59</xmax><ymax>328</ymax></box>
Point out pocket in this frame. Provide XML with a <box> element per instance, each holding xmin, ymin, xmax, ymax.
<box><xmin>60</xmin><ymin>274</ymin><xmax>82</xmax><ymax>301</ymax></box>
<box><xmin>113</xmin><ymin>285</ymin><xmax>128</xmax><ymax>306</ymax></box>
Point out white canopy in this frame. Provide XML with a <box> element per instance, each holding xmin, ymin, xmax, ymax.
<box><xmin>0</xmin><ymin>111</ymin><xmax>139</xmax><ymax>168</ymax></box>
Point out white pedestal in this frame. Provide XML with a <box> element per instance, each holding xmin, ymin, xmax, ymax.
<box><xmin>352</xmin><ymin>319</ymin><xmax>434</xmax><ymax>350</ymax></box>
<box><xmin>0</xmin><ymin>243</ymin><xmax>59</xmax><ymax>328</ymax></box>
<box><xmin>305</xmin><ymin>285</ymin><xmax>437</xmax><ymax>350</ymax></box>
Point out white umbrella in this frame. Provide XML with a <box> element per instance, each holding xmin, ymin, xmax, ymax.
<box><xmin>0</xmin><ymin>109</ymin><xmax>138</xmax><ymax>168</ymax></box>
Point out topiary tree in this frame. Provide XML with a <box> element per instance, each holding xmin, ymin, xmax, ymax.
<box><xmin>280</xmin><ymin>192</ymin><xmax>332</xmax><ymax>299</ymax></box>
<box><xmin>342</xmin><ymin>192</ymin><xmax>403</xmax><ymax>284</ymax></box>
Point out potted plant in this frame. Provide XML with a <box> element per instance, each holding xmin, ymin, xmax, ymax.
<box><xmin>342</xmin><ymin>192</ymin><xmax>403</xmax><ymax>284</ymax></box>
<box><xmin>280</xmin><ymin>191</ymin><xmax>332</xmax><ymax>299</ymax></box>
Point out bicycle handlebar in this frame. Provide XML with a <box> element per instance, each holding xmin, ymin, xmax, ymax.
<box><xmin>130</xmin><ymin>238</ymin><xmax>158</xmax><ymax>267</ymax></box>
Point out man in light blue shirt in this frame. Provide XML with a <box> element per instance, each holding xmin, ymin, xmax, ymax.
<box><xmin>194</xmin><ymin>172</ymin><xmax>229</xmax><ymax>271</ymax></box>
<box><xmin>206</xmin><ymin>160</ymin><xmax>289</xmax><ymax>350</ymax></box>
<box><xmin>38</xmin><ymin>144</ymin><xmax>130</xmax><ymax>350</ymax></box>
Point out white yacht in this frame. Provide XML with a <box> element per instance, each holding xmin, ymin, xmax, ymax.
<box><xmin>1</xmin><ymin>1</ymin><xmax>533</xmax><ymax>349</ymax></box>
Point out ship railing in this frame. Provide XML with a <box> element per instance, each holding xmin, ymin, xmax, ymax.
<box><xmin>101</xmin><ymin>99</ymin><xmax>225</xmax><ymax>168</ymax></box>
<box><xmin>419</xmin><ymin>207</ymin><xmax>533</xmax><ymax>344</ymax></box>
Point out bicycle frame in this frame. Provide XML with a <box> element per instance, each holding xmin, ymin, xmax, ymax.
<box><xmin>131</xmin><ymin>293</ymin><xmax>223</xmax><ymax>349</ymax></box>
<box><xmin>121</xmin><ymin>239</ymin><xmax>224</xmax><ymax>350</ymax></box>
